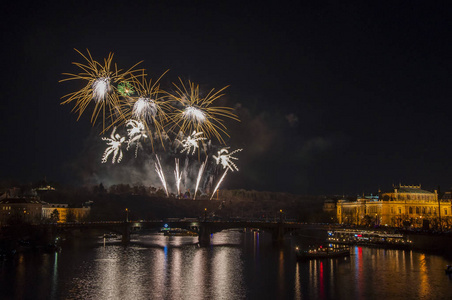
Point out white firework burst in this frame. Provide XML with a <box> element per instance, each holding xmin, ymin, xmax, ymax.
<box><xmin>182</xmin><ymin>105</ymin><xmax>207</xmax><ymax>123</ymax></box>
<box><xmin>92</xmin><ymin>77</ymin><xmax>111</xmax><ymax>103</ymax></box>
<box><xmin>176</xmin><ymin>131</ymin><xmax>207</xmax><ymax>155</ymax></box>
<box><xmin>102</xmin><ymin>127</ymin><xmax>125</xmax><ymax>163</ymax></box>
<box><xmin>126</xmin><ymin>119</ymin><xmax>148</xmax><ymax>157</ymax></box>
<box><xmin>132</xmin><ymin>96</ymin><xmax>158</xmax><ymax>122</ymax></box>
<box><xmin>213</xmin><ymin>147</ymin><xmax>242</xmax><ymax>171</ymax></box>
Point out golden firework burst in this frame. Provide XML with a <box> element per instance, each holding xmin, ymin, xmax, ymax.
<box><xmin>60</xmin><ymin>49</ymin><xmax>143</xmax><ymax>132</ymax></box>
<box><xmin>168</xmin><ymin>78</ymin><xmax>240</xmax><ymax>144</ymax></box>
<box><xmin>120</xmin><ymin>70</ymin><xmax>171</xmax><ymax>150</ymax></box>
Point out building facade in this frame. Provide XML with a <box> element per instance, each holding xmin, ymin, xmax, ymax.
<box><xmin>42</xmin><ymin>203</ymin><xmax>91</xmax><ymax>223</ymax></box>
<box><xmin>0</xmin><ymin>189</ymin><xmax>43</xmax><ymax>226</ymax></box>
<box><xmin>337</xmin><ymin>185</ymin><xmax>452</xmax><ymax>229</ymax></box>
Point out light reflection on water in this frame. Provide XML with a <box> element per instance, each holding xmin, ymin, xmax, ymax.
<box><xmin>1</xmin><ymin>230</ymin><xmax>452</xmax><ymax>299</ymax></box>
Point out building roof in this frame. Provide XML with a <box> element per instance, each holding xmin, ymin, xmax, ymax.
<box><xmin>0</xmin><ymin>198</ymin><xmax>43</xmax><ymax>204</ymax></box>
<box><xmin>382</xmin><ymin>185</ymin><xmax>435</xmax><ymax>195</ymax></box>
<box><xmin>395</xmin><ymin>187</ymin><xmax>433</xmax><ymax>194</ymax></box>
<box><xmin>442</xmin><ymin>192</ymin><xmax>452</xmax><ymax>200</ymax></box>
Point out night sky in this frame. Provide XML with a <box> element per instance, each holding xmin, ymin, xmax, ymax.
<box><xmin>1</xmin><ymin>1</ymin><xmax>451</xmax><ymax>195</ymax></box>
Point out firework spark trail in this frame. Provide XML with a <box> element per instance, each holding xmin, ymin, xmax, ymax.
<box><xmin>174</xmin><ymin>158</ymin><xmax>182</xmax><ymax>197</ymax></box>
<box><xmin>213</xmin><ymin>148</ymin><xmax>242</xmax><ymax>171</ymax></box>
<box><xmin>126</xmin><ymin>120</ymin><xmax>147</xmax><ymax>157</ymax></box>
<box><xmin>102</xmin><ymin>127</ymin><xmax>125</xmax><ymax>163</ymax></box>
<box><xmin>194</xmin><ymin>157</ymin><xmax>208</xmax><ymax>200</ymax></box>
<box><xmin>183</xmin><ymin>157</ymin><xmax>189</xmax><ymax>193</ymax></box>
<box><xmin>177</xmin><ymin>131</ymin><xmax>206</xmax><ymax>155</ymax></box>
<box><xmin>155</xmin><ymin>155</ymin><xmax>169</xmax><ymax>197</ymax></box>
<box><xmin>210</xmin><ymin>169</ymin><xmax>228</xmax><ymax>200</ymax></box>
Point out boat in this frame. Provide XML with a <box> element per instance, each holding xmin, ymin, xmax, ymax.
<box><xmin>327</xmin><ymin>229</ymin><xmax>412</xmax><ymax>249</ymax></box>
<box><xmin>295</xmin><ymin>245</ymin><xmax>350</xmax><ymax>260</ymax></box>
<box><xmin>102</xmin><ymin>233</ymin><xmax>118</xmax><ymax>239</ymax></box>
<box><xmin>164</xmin><ymin>228</ymin><xmax>197</xmax><ymax>236</ymax></box>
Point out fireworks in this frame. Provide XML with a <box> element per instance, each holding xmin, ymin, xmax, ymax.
<box><xmin>60</xmin><ymin>49</ymin><xmax>143</xmax><ymax>131</ymax></box>
<box><xmin>102</xmin><ymin>127</ymin><xmax>126</xmax><ymax>164</ymax></box>
<box><xmin>126</xmin><ymin>119</ymin><xmax>147</xmax><ymax>157</ymax></box>
<box><xmin>155</xmin><ymin>155</ymin><xmax>169</xmax><ymax>197</ymax></box>
<box><xmin>174</xmin><ymin>158</ymin><xmax>182</xmax><ymax>197</ymax></box>
<box><xmin>132</xmin><ymin>97</ymin><xmax>158</xmax><ymax>121</ymax></box>
<box><xmin>61</xmin><ymin>50</ymin><xmax>243</xmax><ymax>199</ymax></box>
<box><xmin>210</xmin><ymin>169</ymin><xmax>228</xmax><ymax>200</ymax></box>
<box><xmin>194</xmin><ymin>158</ymin><xmax>208</xmax><ymax>200</ymax></box>
<box><xmin>92</xmin><ymin>77</ymin><xmax>112</xmax><ymax>102</ymax></box>
<box><xmin>117</xmin><ymin>81</ymin><xmax>135</xmax><ymax>97</ymax></box>
<box><xmin>183</xmin><ymin>106</ymin><xmax>207</xmax><ymax>123</ymax></box>
<box><xmin>213</xmin><ymin>148</ymin><xmax>243</xmax><ymax>171</ymax></box>
<box><xmin>123</xmin><ymin>70</ymin><xmax>170</xmax><ymax>150</ymax></box>
<box><xmin>169</xmin><ymin>79</ymin><xmax>240</xmax><ymax>144</ymax></box>
<box><xmin>176</xmin><ymin>131</ymin><xmax>207</xmax><ymax>155</ymax></box>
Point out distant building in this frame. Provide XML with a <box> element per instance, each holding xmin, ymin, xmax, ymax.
<box><xmin>442</xmin><ymin>191</ymin><xmax>452</xmax><ymax>201</ymax></box>
<box><xmin>322</xmin><ymin>199</ymin><xmax>336</xmax><ymax>213</ymax></box>
<box><xmin>42</xmin><ymin>203</ymin><xmax>91</xmax><ymax>223</ymax></box>
<box><xmin>0</xmin><ymin>185</ymin><xmax>91</xmax><ymax>225</ymax></box>
<box><xmin>337</xmin><ymin>185</ymin><xmax>452</xmax><ymax>228</ymax></box>
<box><xmin>337</xmin><ymin>195</ymin><xmax>381</xmax><ymax>226</ymax></box>
<box><xmin>0</xmin><ymin>188</ymin><xmax>43</xmax><ymax>226</ymax></box>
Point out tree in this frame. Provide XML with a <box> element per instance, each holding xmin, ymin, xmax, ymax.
<box><xmin>50</xmin><ymin>209</ymin><xmax>60</xmax><ymax>223</ymax></box>
<box><xmin>93</xmin><ymin>183</ymin><xmax>106</xmax><ymax>194</ymax></box>
<box><xmin>66</xmin><ymin>209</ymin><xmax>76</xmax><ymax>223</ymax></box>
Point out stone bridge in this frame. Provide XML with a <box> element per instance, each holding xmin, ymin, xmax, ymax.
<box><xmin>56</xmin><ymin>221</ymin><xmax>327</xmax><ymax>246</ymax></box>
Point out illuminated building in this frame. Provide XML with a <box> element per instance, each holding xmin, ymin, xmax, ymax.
<box><xmin>0</xmin><ymin>186</ymin><xmax>91</xmax><ymax>224</ymax></box>
<box><xmin>322</xmin><ymin>199</ymin><xmax>336</xmax><ymax>213</ymax></box>
<box><xmin>42</xmin><ymin>203</ymin><xmax>91</xmax><ymax>223</ymax></box>
<box><xmin>0</xmin><ymin>188</ymin><xmax>43</xmax><ymax>226</ymax></box>
<box><xmin>337</xmin><ymin>185</ymin><xmax>452</xmax><ymax>228</ymax></box>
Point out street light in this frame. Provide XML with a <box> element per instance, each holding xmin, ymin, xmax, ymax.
<box><xmin>125</xmin><ymin>208</ymin><xmax>129</xmax><ymax>222</ymax></box>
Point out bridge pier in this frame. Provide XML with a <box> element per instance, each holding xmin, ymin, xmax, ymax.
<box><xmin>271</xmin><ymin>223</ymin><xmax>285</xmax><ymax>243</ymax></box>
<box><xmin>198</xmin><ymin>224</ymin><xmax>211</xmax><ymax>246</ymax></box>
<box><xmin>122</xmin><ymin>223</ymin><xmax>131</xmax><ymax>244</ymax></box>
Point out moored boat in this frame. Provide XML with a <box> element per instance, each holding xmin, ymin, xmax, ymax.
<box><xmin>164</xmin><ymin>228</ymin><xmax>197</xmax><ymax>236</ymax></box>
<box><xmin>327</xmin><ymin>229</ymin><xmax>412</xmax><ymax>249</ymax></box>
<box><xmin>296</xmin><ymin>245</ymin><xmax>350</xmax><ymax>260</ymax></box>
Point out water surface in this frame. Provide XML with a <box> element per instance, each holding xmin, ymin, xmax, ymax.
<box><xmin>1</xmin><ymin>231</ymin><xmax>451</xmax><ymax>299</ymax></box>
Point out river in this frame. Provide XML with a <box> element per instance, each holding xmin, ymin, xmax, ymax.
<box><xmin>1</xmin><ymin>230</ymin><xmax>451</xmax><ymax>299</ymax></box>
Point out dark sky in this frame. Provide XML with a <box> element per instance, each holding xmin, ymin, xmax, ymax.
<box><xmin>1</xmin><ymin>1</ymin><xmax>451</xmax><ymax>195</ymax></box>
